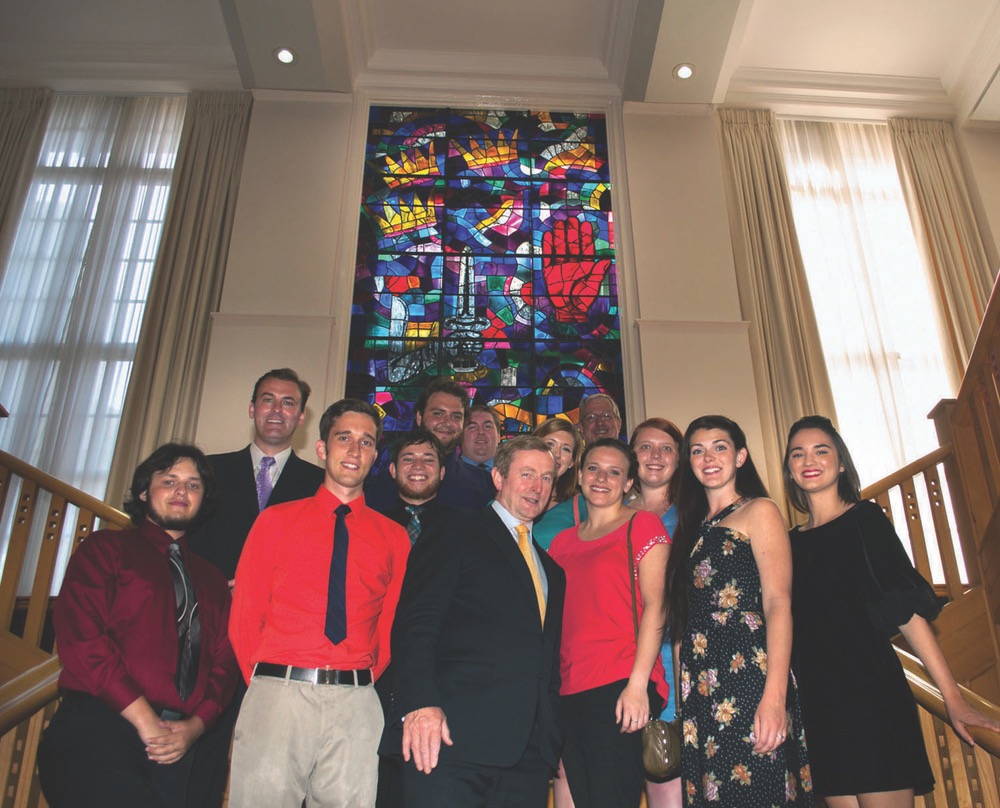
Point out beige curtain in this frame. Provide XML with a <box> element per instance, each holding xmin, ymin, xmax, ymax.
<box><xmin>717</xmin><ymin>108</ymin><xmax>837</xmax><ymax>512</ymax></box>
<box><xmin>107</xmin><ymin>91</ymin><xmax>253</xmax><ymax>504</ymax></box>
<box><xmin>0</xmin><ymin>88</ymin><xmax>50</xmax><ymax>267</ymax></box>
<box><xmin>889</xmin><ymin>118</ymin><xmax>997</xmax><ymax>367</ymax></box>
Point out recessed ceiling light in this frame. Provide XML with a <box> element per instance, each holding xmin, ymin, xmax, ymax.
<box><xmin>673</xmin><ymin>63</ymin><xmax>695</xmax><ymax>80</ymax></box>
<box><xmin>274</xmin><ymin>47</ymin><xmax>296</xmax><ymax>65</ymax></box>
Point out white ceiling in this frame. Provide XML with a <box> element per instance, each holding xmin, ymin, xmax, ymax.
<box><xmin>2</xmin><ymin>0</ymin><xmax>1000</xmax><ymax>125</ymax></box>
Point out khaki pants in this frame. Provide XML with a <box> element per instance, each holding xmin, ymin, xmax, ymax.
<box><xmin>229</xmin><ymin>674</ymin><xmax>383</xmax><ymax>807</ymax></box>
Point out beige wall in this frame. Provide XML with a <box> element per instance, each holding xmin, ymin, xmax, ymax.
<box><xmin>957</xmin><ymin>127</ymin><xmax>1000</xmax><ymax>274</ymax></box>
<box><xmin>621</xmin><ymin>105</ymin><xmax>769</xmax><ymax>484</ymax></box>
<box><xmin>194</xmin><ymin>92</ymin><xmax>1000</xmax><ymax>489</ymax></box>
<box><xmin>195</xmin><ymin>91</ymin><xmax>356</xmax><ymax>458</ymax></box>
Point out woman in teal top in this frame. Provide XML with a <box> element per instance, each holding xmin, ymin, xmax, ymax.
<box><xmin>533</xmin><ymin>418</ymin><xmax>585</xmax><ymax>550</ymax></box>
<box><xmin>628</xmin><ymin>417</ymin><xmax>684</xmax><ymax>808</ymax></box>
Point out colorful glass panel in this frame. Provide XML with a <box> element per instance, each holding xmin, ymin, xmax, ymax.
<box><xmin>348</xmin><ymin>107</ymin><xmax>624</xmax><ymax>446</ymax></box>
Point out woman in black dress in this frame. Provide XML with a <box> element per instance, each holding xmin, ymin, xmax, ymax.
<box><xmin>783</xmin><ymin>415</ymin><xmax>1000</xmax><ymax>807</ymax></box>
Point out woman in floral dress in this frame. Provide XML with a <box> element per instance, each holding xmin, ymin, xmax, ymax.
<box><xmin>666</xmin><ymin>415</ymin><xmax>811</xmax><ymax>806</ymax></box>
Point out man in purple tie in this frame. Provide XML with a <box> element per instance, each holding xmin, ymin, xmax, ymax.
<box><xmin>186</xmin><ymin>368</ymin><xmax>324</xmax><ymax>805</ymax></box>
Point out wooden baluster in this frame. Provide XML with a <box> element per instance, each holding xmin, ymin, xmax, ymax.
<box><xmin>21</xmin><ymin>495</ymin><xmax>70</xmax><ymax>649</ymax></box>
<box><xmin>0</xmin><ymin>481</ymin><xmax>40</xmax><ymax>633</ymax></box>
<box><xmin>0</xmin><ymin>464</ymin><xmax>12</xmax><ymax>530</ymax></box>
<box><xmin>873</xmin><ymin>490</ymin><xmax>893</xmax><ymax>523</ymax></box>
<box><xmin>923</xmin><ymin>464</ymin><xmax>965</xmax><ymax>600</ymax></box>
<box><xmin>900</xmin><ymin>476</ymin><xmax>933</xmax><ymax>583</ymax></box>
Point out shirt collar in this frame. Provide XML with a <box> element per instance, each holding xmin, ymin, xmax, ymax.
<box><xmin>460</xmin><ymin>454</ymin><xmax>494</xmax><ymax>470</ymax></box>
<box><xmin>249</xmin><ymin>443</ymin><xmax>292</xmax><ymax>476</ymax></box>
<box><xmin>491</xmin><ymin>500</ymin><xmax>532</xmax><ymax>539</ymax></box>
<box><xmin>137</xmin><ymin>518</ymin><xmax>187</xmax><ymax>553</ymax></box>
<box><xmin>314</xmin><ymin>483</ymin><xmax>367</xmax><ymax>515</ymax></box>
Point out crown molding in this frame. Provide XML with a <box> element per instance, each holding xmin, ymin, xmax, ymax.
<box><xmin>623</xmin><ymin>100</ymin><xmax>715</xmax><ymax>117</ymax></box>
<box><xmin>0</xmin><ymin>42</ymin><xmax>242</xmax><ymax>93</ymax></box>
<box><xmin>725</xmin><ymin>67</ymin><xmax>954</xmax><ymax>120</ymax></box>
<box><xmin>353</xmin><ymin>60</ymin><xmax>622</xmax><ymax>108</ymax></box>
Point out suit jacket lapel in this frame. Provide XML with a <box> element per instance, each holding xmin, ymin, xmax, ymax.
<box><xmin>484</xmin><ymin>509</ymin><xmax>545</xmax><ymax>619</ymax></box>
<box><xmin>235</xmin><ymin>447</ymin><xmax>260</xmax><ymax>512</ymax></box>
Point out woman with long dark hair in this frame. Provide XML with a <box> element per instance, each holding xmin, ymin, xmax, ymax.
<box><xmin>549</xmin><ymin>438</ymin><xmax>670</xmax><ymax>807</ymax></box>
<box><xmin>783</xmin><ymin>415</ymin><xmax>999</xmax><ymax>807</ymax></box>
<box><xmin>667</xmin><ymin>415</ymin><xmax>811</xmax><ymax>806</ymax></box>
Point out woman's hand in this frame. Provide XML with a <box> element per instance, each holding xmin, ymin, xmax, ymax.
<box><xmin>945</xmin><ymin>696</ymin><xmax>1000</xmax><ymax>745</ymax></box>
<box><xmin>751</xmin><ymin>692</ymin><xmax>787</xmax><ymax>754</ymax></box>
<box><xmin>616</xmin><ymin>680</ymin><xmax>651</xmax><ymax>733</ymax></box>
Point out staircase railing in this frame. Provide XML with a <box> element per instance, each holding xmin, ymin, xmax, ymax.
<box><xmin>0</xmin><ymin>449</ymin><xmax>129</xmax><ymax>807</ymax></box>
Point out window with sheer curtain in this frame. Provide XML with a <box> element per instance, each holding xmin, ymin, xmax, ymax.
<box><xmin>0</xmin><ymin>94</ymin><xmax>186</xmax><ymax>583</ymax></box>
<box><xmin>776</xmin><ymin>118</ymin><xmax>964</xmax><ymax>580</ymax></box>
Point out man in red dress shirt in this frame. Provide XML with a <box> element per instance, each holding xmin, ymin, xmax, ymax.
<box><xmin>38</xmin><ymin>443</ymin><xmax>240</xmax><ymax>808</ymax></box>
<box><xmin>229</xmin><ymin>398</ymin><xmax>410</xmax><ymax>807</ymax></box>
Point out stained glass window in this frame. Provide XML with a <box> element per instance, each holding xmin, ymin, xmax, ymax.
<box><xmin>347</xmin><ymin>107</ymin><xmax>624</xmax><ymax>446</ymax></box>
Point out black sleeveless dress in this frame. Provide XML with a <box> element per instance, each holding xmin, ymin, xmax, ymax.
<box><xmin>680</xmin><ymin>498</ymin><xmax>812</xmax><ymax>806</ymax></box>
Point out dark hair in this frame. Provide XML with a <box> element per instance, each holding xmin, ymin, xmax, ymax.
<box><xmin>494</xmin><ymin>435</ymin><xmax>553</xmax><ymax>477</ymax></box>
<box><xmin>319</xmin><ymin>399</ymin><xmax>383</xmax><ymax>445</ymax></box>
<box><xmin>251</xmin><ymin>368</ymin><xmax>311</xmax><ymax>411</ymax></box>
<box><xmin>579</xmin><ymin>438</ymin><xmax>638</xmax><ymax>493</ymax></box>
<box><xmin>467</xmin><ymin>403</ymin><xmax>501</xmax><ymax>431</ymax></box>
<box><xmin>391</xmin><ymin>428</ymin><xmax>446</xmax><ymax>466</ymax></box>
<box><xmin>782</xmin><ymin>415</ymin><xmax>861</xmax><ymax>514</ymax></box>
<box><xmin>533</xmin><ymin>417</ymin><xmax>584</xmax><ymax>503</ymax></box>
<box><xmin>666</xmin><ymin>415</ymin><xmax>769</xmax><ymax>642</ymax></box>
<box><xmin>414</xmin><ymin>377</ymin><xmax>470</xmax><ymax>422</ymax></box>
<box><xmin>124</xmin><ymin>443</ymin><xmax>217</xmax><ymax>526</ymax></box>
<box><xmin>629</xmin><ymin>417</ymin><xmax>683</xmax><ymax>504</ymax></box>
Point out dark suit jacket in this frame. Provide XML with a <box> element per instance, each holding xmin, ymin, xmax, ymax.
<box><xmin>188</xmin><ymin>446</ymin><xmax>324</xmax><ymax>578</ymax></box>
<box><xmin>382</xmin><ymin>506</ymin><xmax>565</xmax><ymax>769</ymax></box>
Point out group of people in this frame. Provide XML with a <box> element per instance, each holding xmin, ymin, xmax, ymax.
<box><xmin>37</xmin><ymin>370</ymin><xmax>1000</xmax><ymax>808</ymax></box>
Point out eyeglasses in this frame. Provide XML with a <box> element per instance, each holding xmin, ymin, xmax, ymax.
<box><xmin>583</xmin><ymin>411</ymin><xmax>617</xmax><ymax>424</ymax></box>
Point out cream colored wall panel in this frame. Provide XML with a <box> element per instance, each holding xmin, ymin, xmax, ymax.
<box><xmin>194</xmin><ymin>313</ymin><xmax>335</xmax><ymax>460</ymax></box>
<box><xmin>958</xmin><ymin>127</ymin><xmax>1000</xmax><ymax>273</ymax></box>
<box><xmin>622</xmin><ymin>107</ymin><xmax>742</xmax><ymax>323</ymax></box>
<box><xmin>636</xmin><ymin>318</ymin><xmax>771</xmax><ymax>490</ymax></box>
<box><xmin>220</xmin><ymin>92</ymin><xmax>354</xmax><ymax>316</ymax></box>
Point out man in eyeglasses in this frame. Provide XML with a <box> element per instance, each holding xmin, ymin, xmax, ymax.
<box><xmin>578</xmin><ymin>393</ymin><xmax>623</xmax><ymax>444</ymax></box>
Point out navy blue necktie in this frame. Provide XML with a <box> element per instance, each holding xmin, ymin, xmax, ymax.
<box><xmin>324</xmin><ymin>503</ymin><xmax>351</xmax><ymax>644</ymax></box>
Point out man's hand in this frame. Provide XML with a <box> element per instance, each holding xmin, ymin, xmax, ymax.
<box><xmin>145</xmin><ymin>716</ymin><xmax>206</xmax><ymax>765</ymax></box>
<box><xmin>402</xmin><ymin>706</ymin><xmax>453</xmax><ymax>774</ymax></box>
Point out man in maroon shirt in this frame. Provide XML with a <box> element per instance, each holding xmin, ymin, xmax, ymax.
<box><xmin>38</xmin><ymin>443</ymin><xmax>239</xmax><ymax>808</ymax></box>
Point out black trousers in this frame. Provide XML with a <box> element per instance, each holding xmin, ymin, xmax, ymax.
<box><xmin>402</xmin><ymin>718</ymin><xmax>551</xmax><ymax>808</ymax></box>
<box><xmin>186</xmin><ymin>678</ymin><xmax>245</xmax><ymax>807</ymax></box>
<box><xmin>561</xmin><ymin>679</ymin><xmax>663</xmax><ymax>808</ymax></box>
<box><xmin>39</xmin><ymin>694</ymin><xmax>197</xmax><ymax>808</ymax></box>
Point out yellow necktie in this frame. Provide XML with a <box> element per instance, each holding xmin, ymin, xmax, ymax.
<box><xmin>516</xmin><ymin>523</ymin><xmax>546</xmax><ymax>625</ymax></box>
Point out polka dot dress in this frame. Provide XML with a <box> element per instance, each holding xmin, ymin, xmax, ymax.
<box><xmin>679</xmin><ymin>499</ymin><xmax>812</xmax><ymax>806</ymax></box>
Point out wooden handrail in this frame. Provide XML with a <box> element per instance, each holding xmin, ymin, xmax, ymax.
<box><xmin>897</xmin><ymin>646</ymin><xmax>1000</xmax><ymax>756</ymax></box>
<box><xmin>860</xmin><ymin>445</ymin><xmax>952</xmax><ymax>499</ymax></box>
<box><xmin>0</xmin><ymin>657</ymin><xmax>60</xmax><ymax>734</ymax></box>
<box><xmin>0</xmin><ymin>449</ymin><xmax>129</xmax><ymax>527</ymax></box>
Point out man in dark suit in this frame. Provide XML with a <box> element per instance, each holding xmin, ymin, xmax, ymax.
<box><xmin>383</xmin><ymin>435</ymin><xmax>565</xmax><ymax>808</ymax></box>
<box><xmin>189</xmin><ymin>367</ymin><xmax>324</xmax><ymax>581</ymax></box>
<box><xmin>187</xmin><ymin>367</ymin><xmax>324</xmax><ymax>806</ymax></box>
<box><xmin>365</xmin><ymin>377</ymin><xmax>496</xmax><ymax>512</ymax></box>
<box><xmin>374</xmin><ymin>427</ymin><xmax>466</xmax><ymax>807</ymax></box>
